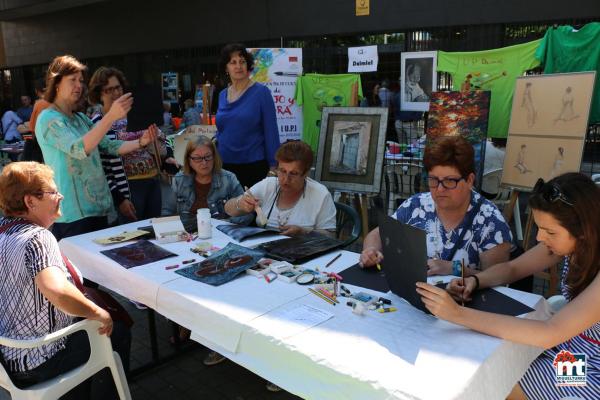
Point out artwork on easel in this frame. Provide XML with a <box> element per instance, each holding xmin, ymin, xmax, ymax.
<box><xmin>501</xmin><ymin>72</ymin><xmax>596</xmax><ymax>190</ymax></box>
<box><xmin>426</xmin><ymin>90</ymin><xmax>491</xmax><ymax>189</ymax></box>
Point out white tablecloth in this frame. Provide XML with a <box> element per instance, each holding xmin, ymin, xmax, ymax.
<box><xmin>60</xmin><ymin>220</ymin><xmax>550</xmax><ymax>400</ymax></box>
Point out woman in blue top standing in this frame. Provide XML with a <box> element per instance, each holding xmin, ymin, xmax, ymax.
<box><xmin>216</xmin><ymin>43</ymin><xmax>280</xmax><ymax>188</ymax></box>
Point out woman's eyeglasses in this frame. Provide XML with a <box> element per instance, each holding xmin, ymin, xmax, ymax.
<box><xmin>35</xmin><ymin>190</ymin><xmax>62</xmax><ymax>199</ymax></box>
<box><xmin>427</xmin><ymin>176</ymin><xmax>465</xmax><ymax>190</ymax></box>
<box><xmin>533</xmin><ymin>178</ymin><xmax>573</xmax><ymax>206</ymax></box>
<box><xmin>102</xmin><ymin>84</ymin><xmax>122</xmax><ymax>95</ymax></box>
<box><xmin>276</xmin><ymin>168</ymin><xmax>303</xmax><ymax>180</ymax></box>
<box><xmin>189</xmin><ymin>154</ymin><xmax>214</xmax><ymax>163</ymax></box>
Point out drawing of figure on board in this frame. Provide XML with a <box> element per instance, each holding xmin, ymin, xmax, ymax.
<box><xmin>554</xmin><ymin>86</ymin><xmax>579</xmax><ymax>123</ymax></box>
<box><xmin>521</xmin><ymin>82</ymin><xmax>537</xmax><ymax>127</ymax></box>
<box><xmin>514</xmin><ymin>144</ymin><xmax>532</xmax><ymax>174</ymax></box>
<box><xmin>549</xmin><ymin>146</ymin><xmax>565</xmax><ymax>179</ymax></box>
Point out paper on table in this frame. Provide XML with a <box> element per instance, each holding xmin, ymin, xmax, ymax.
<box><xmin>250</xmin><ymin>304</ymin><xmax>334</xmax><ymax>340</ymax></box>
<box><xmin>93</xmin><ymin>230</ymin><xmax>149</xmax><ymax>245</ymax></box>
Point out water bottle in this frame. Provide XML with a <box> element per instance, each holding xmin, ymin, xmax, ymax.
<box><xmin>196</xmin><ymin>208</ymin><xmax>212</xmax><ymax>239</ymax></box>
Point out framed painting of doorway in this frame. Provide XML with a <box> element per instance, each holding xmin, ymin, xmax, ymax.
<box><xmin>315</xmin><ymin>107</ymin><xmax>388</xmax><ymax>193</ymax></box>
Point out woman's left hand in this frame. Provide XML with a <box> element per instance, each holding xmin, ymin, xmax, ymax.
<box><xmin>427</xmin><ymin>259</ymin><xmax>452</xmax><ymax>276</ymax></box>
<box><xmin>280</xmin><ymin>225</ymin><xmax>306</xmax><ymax>237</ymax></box>
<box><xmin>140</xmin><ymin>124</ymin><xmax>158</xmax><ymax>147</ymax></box>
<box><xmin>164</xmin><ymin>157</ymin><xmax>179</xmax><ymax>167</ymax></box>
<box><xmin>415</xmin><ymin>282</ymin><xmax>462</xmax><ymax>321</ymax></box>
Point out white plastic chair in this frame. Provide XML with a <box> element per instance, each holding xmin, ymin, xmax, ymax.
<box><xmin>0</xmin><ymin>319</ymin><xmax>131</xmax><ymax>400</ymax></box>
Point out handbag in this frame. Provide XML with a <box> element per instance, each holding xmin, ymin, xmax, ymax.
<box><xmin>62</xmin><ymin>254</ymin><xmax>134</xmax><ymax>327</ymax></box>
<box><xmin>150</xmin><ymin>138</ymin><xmax>172</xmax><ymax>185</ymax></box>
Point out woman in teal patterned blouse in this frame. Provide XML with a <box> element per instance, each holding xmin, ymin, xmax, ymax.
<box><xmin>35</xmin><ymin>55</ymin><xmax>157</xmax><ymax>240</ymax></box>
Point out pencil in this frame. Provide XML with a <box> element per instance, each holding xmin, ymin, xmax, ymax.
<box><xmin>461</xmin><ymin>259</ymin><xmax>465</xmax><ymax>307</ymax></box>
<box><xmin>308</xmin><ymin>288</ymin><xmax>336</xmax><ymax>306</ymax></box>
<box><xmin>325</xmin><ymin>253</ymin><xmax>342</xmax><ymax>268</ymax></box>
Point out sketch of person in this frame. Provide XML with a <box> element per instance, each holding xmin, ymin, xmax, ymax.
<box><xmin>549</xmin><ymin>146</ymin><xmax>565</xmax><ymax>179</ymax></box>
<box><xmin>554</xmin><ymin>86</ymin><xmax>579</xmax><ymax>123</ymax></box>
<box><xmin>405</xmin><ymin>64</ymin><xmax>429</xmax><ymax>102</ymax></box>
<box><xmin>514</xmin><ymin>144</ymin><xmax>532</xmax><ymax>174</ymax></box>
<box><xmin>521</xmin><ymin>82</ymin><xmax>537</xmax><ymax>127</ymax></box>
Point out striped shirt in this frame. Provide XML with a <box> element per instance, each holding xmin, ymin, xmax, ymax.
<box><xmin>91</xmin><ymin>112</ymin><xmax>131</xmax><ymax>207</ymax></box>
<box><xmin>0</xmin><ymin>218</ymin><xmax>74</xmax><ymax>372</ymax></box>
<box><xmin>520</xmin><ymin>257</ymin><xmax>600</xmax><ymax>399</ymax></box>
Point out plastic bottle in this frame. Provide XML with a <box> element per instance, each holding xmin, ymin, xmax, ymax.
<box><xmin>196</xmin><ymin>208</ymin><xmax>212</xmax><ymax>239</ymax></box>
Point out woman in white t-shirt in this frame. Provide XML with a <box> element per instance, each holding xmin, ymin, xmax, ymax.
<box><xmin>225</xmin><ymin>140</ymin><xmax>336</xmax><ymax>236</ymax></box>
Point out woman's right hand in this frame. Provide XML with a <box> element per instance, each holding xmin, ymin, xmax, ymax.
<box><xmin>237</xmin><ymin>192</ymin><xmax>259</xmax><ymax>213</ymax></box>
<box><xmin>447</xmin><ymin>276</ymin><xmax>478</xmax><ymax>302</ymax></box>
<box><xmin>359</xmin><ymin>246</ymin><xmax>383</xmax><ymax>268</ymax></box>
<box><xmin>106</xmin><ymin>93</ymin><xmax>133</xmax><ymax>122</ymax></box>
<box><xmin>94</xmin><ymin>308</ymin><xmax>113</xmax><ymax>336</ymax></box>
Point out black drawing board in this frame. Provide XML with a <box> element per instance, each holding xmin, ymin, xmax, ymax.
<box><xmin>379</xmin><ymin>214</ymin><xmax>430</xmax><ymax>313</ymax></box>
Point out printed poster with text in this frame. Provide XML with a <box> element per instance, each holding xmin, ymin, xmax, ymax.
<box><xmin>248</xmin><ymin>48</ymin><xmax>303</xmax><ymax>142</ymax></box>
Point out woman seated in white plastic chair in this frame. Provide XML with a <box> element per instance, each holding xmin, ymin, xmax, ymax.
<box><xmin>417</xmin><ymin>173</ymin><xmax>600</xmax><ymax>400</ymax></box>
<box><xmin>0</xmin><ymin>162</ymin><xmax>130</xmax><ymax>399</ymax></box>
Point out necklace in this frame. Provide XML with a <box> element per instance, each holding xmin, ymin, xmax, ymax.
<box><xmin>276</xmin><ymin>207</ymin><xmax>294</xmax><ymax>227</ymax></box>
<box><xmin>53</xmin><ymin>101</ymin><xmax>73</xmax><ymax>117</ymax></box>
<box><xmin>227</xmin><ymin>79</ymin><xmax>253</xmax><ymax>103</ymax></box>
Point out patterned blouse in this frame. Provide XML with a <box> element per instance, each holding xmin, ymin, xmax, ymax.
<box><xmin>35</xmin><ymin>108</ymin><xmax>122</xmax><ymax>223</ymax></box>
<box><xmin>0</xmin><ymin>218</ymin><xmax>75</xmax><ymax>373</ymax></box>
<box><xmin>393</xmin><ymin>190</ymin><xmax>512</xmax><ymax>269</ymax></box>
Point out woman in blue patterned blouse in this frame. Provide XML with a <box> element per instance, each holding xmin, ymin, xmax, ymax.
<box><xmin>360</xmin><ymin>135</ymin><xmax>512</xmax><ymax>276</ymax></box>
<box><xmin>417</xmin><ymin>173</ymin><xmax>600</xmax><ymax>400</ymax></box>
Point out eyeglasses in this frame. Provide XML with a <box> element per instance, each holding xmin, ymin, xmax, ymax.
<box><xmin>102</xmin><ymin>84</ymin><xmax>122</xmax><ymax>95</ymax></box>
<box><xmin>227</xmin><ymin>59</ymin><xmax>247</xmax><ymax>66</ymax></box>
<box><xmin>189</xmin><ymin>154</ymin><xmax>214</xmax><ymax>163</ymax></box>
<box><xmin>533</xmin><ymin>178</ymin><xmax>573</xmax><ymax>206</ymax></box>
<box><xmin>427</xmin><ymin>176</ymin><xmax>465</xmax><ymax>190</ymax></box>
<box><xmin>35</xmin><ymin>190</ymin><xmax>62</xmax><ymax>199</ymax></box>
<box><xmin>276</xmin><ymin>168</ymin><xmax>303</xmax><ymax>180</ymax></box>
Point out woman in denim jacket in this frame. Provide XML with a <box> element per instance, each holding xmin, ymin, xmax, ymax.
<box><xmin>163</xmin><ymin>135</ymin><xmax>253</xmax><ymax>226</ymax></box>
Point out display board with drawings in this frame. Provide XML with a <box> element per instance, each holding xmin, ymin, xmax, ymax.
<box><xmin>501</xmin><ymin>72</ymin><xmax>596</xmax><ymax>191</ymax></box>
<box><xmin>172</xmin><ymin>125</ymin><xmax>218</xmax><ymax>166</ymax></box>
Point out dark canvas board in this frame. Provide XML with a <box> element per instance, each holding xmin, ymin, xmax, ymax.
<box><xmin>217</xmin><ymin>224</ymin><xmax>280</xmax><ymax>242</ymax></box>
<box><xmin>256</xmin><ymin>232</ymin><xmax>344</xmax><ymax>264</ymax></box>
<box><xmin>176</xmin><ymin>243</ymin><xmax>265</xmax><ymax>286</ymax></box>
<box><xmin>379</xmin><ymin>215</ymin><xmax>430</xmax><ymax>313</ymax></box>
<box><xmin>467</xmin><ymin>288</ymin><xmax>534</xmax><ymax>316</ymax></box>
<box><xmin>339</xmin><ymin>263</ymin><xmax>390</xmax><ymax>293</ymax></box>
<box><xmin>100</xmin><ymin>240</ymin><xmax>177</xmax><ymax>269</ymax></box>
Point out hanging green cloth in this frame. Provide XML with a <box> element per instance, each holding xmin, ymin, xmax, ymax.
<box><xmin>536</xmin><ymin>22</ymin><xmax>600</xmax><ymax>123</ymax></box>
<box><xmin>295</xmin><ymin>73</ymin><xmax>363</xmax><ymax>152</ymax></box>
<box><xmin>438</xmin><ymin>40</ymin><xmax>541</xmax><ymax>138</ymax></box>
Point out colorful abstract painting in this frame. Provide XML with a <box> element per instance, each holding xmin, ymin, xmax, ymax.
<box><xmin>427</xmin><ymin>91</ymin><xmax>491</xmax><ymax>143</ymax></box>
<box><xmin>426</xmin><ymin>91</ymin><xmax>491</xmax><ymax>188</ymax></box>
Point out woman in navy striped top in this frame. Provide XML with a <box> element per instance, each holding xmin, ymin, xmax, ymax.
<box><xmin>417</xmin><ymin>173</ymin><xmax>600</xmax><ymax>400</ymax></box>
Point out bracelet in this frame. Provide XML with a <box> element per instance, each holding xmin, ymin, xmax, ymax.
<box><xmin>452</xmin><ymin>260</ymin><xmax>461</xmax><ymax>276</ymax></box>
<box><xmin>470</xmin><ymin>275</ymin><xmax>480</xmax><ymax>291</ymax></box>
<box><xmin>138</xmin><ymin>137</ymin><xmax>145</xmax><ymax>148</ymax></box>
<box><xmin>235</xmin><ymin>196</ymin><xmax>242</xmax><ymax>211</ymax></box>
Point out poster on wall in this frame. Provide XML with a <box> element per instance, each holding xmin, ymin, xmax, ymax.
<box><xmin>400</xmin><ymin>51</ymin><xmax>437</xmax><ymax>112</ymax></box>
<box><xmin>248</xmin><ymin>48</ymin><xmax>303</xmax><ymax>142</ymax></box>
<box><xmin>161</xmin><ymin>72</ymin><xmax>179</xmax><ymax>104</ymax></box>
<box><xmin>348</xmin><ymin>45</ymin><xmax>378</xmax><ymax>72</ymax></box>
<box><xmin>501</xmin><ymin>72</ymin><xmax>596</xmax><ymax>191</ymax></box>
